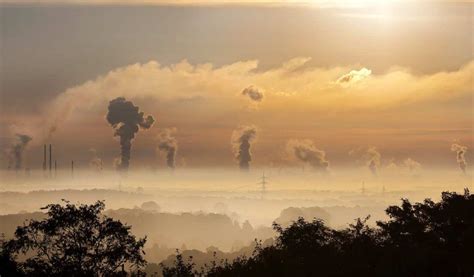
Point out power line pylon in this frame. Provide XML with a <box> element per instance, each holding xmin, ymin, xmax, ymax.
<box><xmin>258</xmin><ymin>172</ymin><xmax>267</xmax><ymax>199</ymax></box>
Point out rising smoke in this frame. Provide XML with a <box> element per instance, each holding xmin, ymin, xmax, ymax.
<box><xmin>231</xmin><ymin>126</ymin><xmax>257</xmax><ymax>171</ymax></box>
<box><xmin>403</xmin><ymin>158</ymin><xmax>421</xmax><ymax>173</ymax></box>
<box><xmin>156</xmin><ymin>128</ymin><xmax>178</xmax><ymax>169</ymax></box>
<box><xmin>241</xmin><ymin>86</ymin><xmax>264</xmax><ymax>102</ymax></box>
<box><xmin>7</xmin><ymin>134</ymin><xmax>32</xmax><ymax>170</ymax></box>
<box><xmin>89</xmin><ymin>148</ymin><xmax>103</xmax><ymax>171</ymax></box>
<box><xmin>286</xmin><ymin>139</ymin><xmax>329</xmax><ymax>172</ymax></box>
<box><xmin>451</xmin><ymin>143</ymin><xmax>467</xmax><ymax>174</ymax></box>
<box><xmin>349</xmin><ymin>146</ymin><xmax>381</xmax><ymax>176</ymax></box>
<box><xmin>106</xmin><ymin>97</ymin><xmax>155</xmax><ymax>171</ymax></box>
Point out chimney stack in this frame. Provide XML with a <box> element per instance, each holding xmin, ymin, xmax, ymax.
<box><xmin>54</xmin><ymin>160</ymin><xmax>57</xmax><ymax>178</ymax></box>
<box><xmin>43</xmin><ymin>144</ymin><xmax>46</xmax><ymax>171</ymax></box>
<box><xmin>49</xmin><ymin>144</ymin><xmax>52</xmax><ymax>172</ymax></box>
<box><xmin>71</xmin><ymin>160</ymin><xmax>74</xmax><ymax>178</ymax></box>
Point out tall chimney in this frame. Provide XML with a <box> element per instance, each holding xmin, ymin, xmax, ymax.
<box><xmin>71</xmin><ymin>160</ymin><xmax>74</xmax><ymax>177</ymax></box>
<box><xmin>49</xmin><ymin>144</ymin><xmax>52</xmax><ymax>173</ymax></box>
<box><xmin>43</xmin><ymin>144</ymin><xmax>46</xmax><ymax>171</ymax></box>
<box><xmin>54</xmin><ymin>160</ymin><xmax>57</xmax><ymax>177</ymax></box>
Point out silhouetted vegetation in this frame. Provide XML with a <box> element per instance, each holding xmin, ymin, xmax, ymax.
<box><xmin>0</xmin><ymin>201</ymin><xmax>146</xmax><ymax>276</ymax></box>
<box><xmin>162</xmin><ymin>189</ymin><xmax>474</xmax><ymax>276</ymax></box>
<box><xmin>1</xmin><ymin>190</ymin><xmax>473</xmax><ymax>276</ymax></box>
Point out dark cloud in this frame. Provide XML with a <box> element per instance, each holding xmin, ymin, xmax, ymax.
<box><xmin>106</xmin><ymin>97</ymin><xmax>155</xmax><ymax>171</ymax></box>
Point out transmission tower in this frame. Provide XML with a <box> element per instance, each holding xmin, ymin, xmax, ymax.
<box><xmin>258</xmin><ymin>172</ymin><xmax>268</xmax><ymax>198</ymax></box>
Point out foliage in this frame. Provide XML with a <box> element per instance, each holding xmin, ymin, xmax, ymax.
<box><xmin>1</xmin><ymin>200</ymin><xmax>146</xmax><ymax>277</ymax></box>
<box><xmin>164</xmin><ymin>189</ymin><xmax>474</xmax><ymax>276</ymax></box>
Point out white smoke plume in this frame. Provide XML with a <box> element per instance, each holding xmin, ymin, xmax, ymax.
<box><xmin>451</xmin><ymin>143</ymin><xmax>467</xmax><ymax>174</ymax></box>
<box><xmin>349</xmin><ymin>146</ymin><xmax>381</xmax><ymax>176</ymax></box>
<box><xmin>89</xmin><ymin>148</ymin><xmax>103</xmax><ymax>171</ymax></box>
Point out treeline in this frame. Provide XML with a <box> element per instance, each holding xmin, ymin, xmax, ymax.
<box><xmin>1</xmin><ymin>189</ymin><xmax>473</xmax><ymax>276</ymax></box>
<box><xmin>162</xmin><ymin>189</ymin><xmax>474</xmax><ymax>276</ymax></box>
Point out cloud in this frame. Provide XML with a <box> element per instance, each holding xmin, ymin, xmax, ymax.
<box><xmin>336</xmin><ymin>68</ymin><xmax>371</xmax><ymax>85</ymax></box>
<box><xmin>34</xmin><ymin>58</ymin><xmax>472</xmax><ymax>141</ymax></box>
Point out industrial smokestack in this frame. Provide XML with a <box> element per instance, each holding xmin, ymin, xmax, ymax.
<box><xmin>106</xmin><ymin>97</ymin><xmax>155</xmax><ymax>171</ymax></box>
<box><xmin>451</xmin><ymin>143</ymin><xmax>468</xmax><ymax>174</ymax></box>
<box><xmin>43</xmin><ymin>144</ymin><xmax>47</xmax><ymax>171</ymax></box>
<box><xmin>49</xmin><ymin>144</ymin><xmax>52</xmax><ymax>174</ymax></box>
<box><xmin>231</xmin><ymin>125</ymin><xmax>257</xmax><ymax>171</ymax></box>
<box><xmin>54</xmin><ymin>160</ymin><xmax>57</xmax><ymax>177</ymax></box>
<box><xmin>71</xmin><ymin>160</ymin><xmax>74</xmax><ymax>177</ymax></box>
<box><xmin>156</xmin><ymin>128</ymin><xmax>178</xmax><ymax>169</ymax></box>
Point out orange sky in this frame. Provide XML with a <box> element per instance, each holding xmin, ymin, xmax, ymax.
<box><xmin>0</xmin><ymin>1</ymin><xmax>472</xmax><ymax>169</ymax></box>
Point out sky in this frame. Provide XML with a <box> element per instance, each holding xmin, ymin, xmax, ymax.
<box><xmin>0</xmin><ymin>1</ymin><xmax>472</xmax><ymax>170</ymax></box>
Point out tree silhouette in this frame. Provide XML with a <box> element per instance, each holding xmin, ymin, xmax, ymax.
<box><xmin>1</xmin><ymin>200</ymin><xmax>146</xmax><ymax>276</ymax></box>
<box><xmin>163</xmin><ymin>189</ymin><xmax>474</xmax><ymax>277</ymax></box>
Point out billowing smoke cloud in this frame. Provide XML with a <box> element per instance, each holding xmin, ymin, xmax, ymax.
<box><xmin>451</xmin><ymin>143</ymin><xmax>467</xmax><ymax>174</ymax></box>
<box><xmin>286</xmin><ymin>139</ymin><xmax>329</xmax><ymax>171</ymax></box>
<box><xmin>349</xmin><ymin>146</ymin><xmax>381</xmax><ymax>176</ymax></box>
<box><xmin>337</xmin><ymin>68</ymin><xmax>371</xmax><ymax>84</ymax></box>
<box><xmin>106</xmin><ymin>97</ymin><xmax>155</xmax><ymax>171</ymax></box>
<box><xmin>89</xmin><ymin>148</ymin><xmax>103</xmax><ymax>171</ymax></box>
<box><xmin>241</xmin><ymin>86</ymin><xmax>264</xmax><ymax>102</ymax></box>
<box><xmin>231</xmin><ymin>125</ymin><xmax>257</xmax><ymax>170</ymax></box>
<box><xmin>403</xmin><ymin>158</ymin><xmax>421</xmax><ymax>173</ymax></box>
<box><xmin>156</xmin><ymin>128</ymin><xmax>178</xmax><ymax>169</ymax></box>
<box><xmin>7</xmin><ymin>134</ymin><xmax>32</xmax><ymax>170</ymax></box>
<box><xmin>366</xmin><ymin>147</ymin><xmax>381</xmax><ymax>176</ymax></box>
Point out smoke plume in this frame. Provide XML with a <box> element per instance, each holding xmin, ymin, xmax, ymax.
<box><xmin>403</xmin><ymin>158</ymin><xmax>421</xmax><ymax>173</ymax></box>
<box><xmin>8</xmin><ymin>134</ymin><xmax>32</xmax><ymax>170</ymax></box>
<box><xmin>451</xmin><ymin>143</ymin><xmax>467</xmax><ymax>174</ymax></box>
<box><xmin>349</xmin><ymin>146</ymin><xmax>381</xmax><ymax>176</ymax></box>
<box><xmin>89</xmin><ymin>148</ymin><xmax>103</xmax><ymax>171</ymax></box>
<box><xmin>286</xmin><ymin>139</ymin><xmax>329</xmax><ymax>171</ymax></box>
<box><xmin>241</xmin><ymin>86</ymin><xmax>264</xmax><ymax>102</ymax></box>
<box><xmin>231</xmin><ymin>125</ymin><xmax>257</xmax><ymax>170</ymax></box>
<box><xmin>156</xmin><ymin>128</ymin><xmax>178</xmax><ymax>169</ymax></box>
<box><xmin>106</xmin><ymin>97</ymin><xmax>155</xmax><ymax>171</ymax></box>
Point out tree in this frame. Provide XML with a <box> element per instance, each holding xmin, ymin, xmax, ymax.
<box><xmin>1</xmin><ymin>200</ymin><xmax>146</xmax><ymax>276</ymax></box>
<box><xmin>163</xmin><ymin>189</ymin><xmax>474</xmax><ymax>277</ymax></box>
